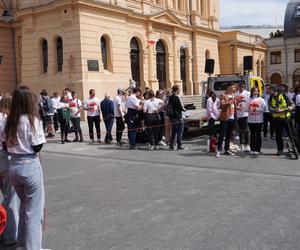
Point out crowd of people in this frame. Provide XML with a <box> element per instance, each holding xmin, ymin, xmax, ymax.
<box><xmin>205</xmin><ymin>82</ymin><xmax>300</xmax><ymax>158</ymax></box>
<box><xmin>0</xmin><ymin>81</ymin><xmax>299</xmax><ymax>248</ymax></box>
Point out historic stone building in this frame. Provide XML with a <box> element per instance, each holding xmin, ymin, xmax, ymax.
<box><xmin>265</xmin><ymin>0</ymin><xmax>300</xmax><ymax>86</ymax></box>
<box><xmin>0</xmin><ymin>0</ymin><xmax>221</xmax><ymax>99</ymax></box>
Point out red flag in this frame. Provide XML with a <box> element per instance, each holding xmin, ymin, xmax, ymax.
<box><xmin>147</xmin><ymin>40</ymin><xmax>156</xmax><ymax>45</ymax></box>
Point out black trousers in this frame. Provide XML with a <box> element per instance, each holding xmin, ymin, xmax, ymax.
<box><xmin>263</xmin><ymin>113</ymin><xmax>274</xmax><ymax>137</ymax></box>
<box><xmin>145</xmin><ymin>113</ymin><xmax>160</xmax><ymax>146</ymax></box>
<box><xmin>274</xmin><ymin>119</ymin><xmax>290</xmax><ymax>151</ymax></box>
<box><xmin>217</xmin><ymin>119</ymin><xmax>235</xmax><ymax>152</ymax></box>
<box><xmin>60</xmin><ymin>119</ymin><xmax>69</xmax><ymax>139</ymax></box>
<box><xmin>248</xmin><ymin>123</ymin><xmax>263</xmax><ymax>152</ymax></box>
<box><xmin>87</xmin><ymin>115</ymin><xmax>101</xmax><ymax>140</ymax></box>
<box><xmin>116</xmin><ymin>117</ymin><xmax>125</xmax><ymax>142</ymax></box>
<box><xmin>208</xmin><ymin>118</ymin><xmax>217</xmax><ymax>138</ymax></box>
<box><xmin>71</xmin><ymin>117</ymin><xmax>83</xmax><ymax>138</ymax></box>
<box><xmin>54</xmin><ymin>112</ymin><xmax>59</xmax><ymax>131</ymax></box>
<box><xmin>237</xmin><ymin>117</ymin><xmax>249</xmax><ymax>145</ymax></box>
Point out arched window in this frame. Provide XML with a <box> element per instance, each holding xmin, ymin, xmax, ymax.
<box><xmin>42</xmin><ymin>39</ymin><xmax>48</xmax><ymax>73</ymax></box>
<box><xmin>56</xmin><ymin>37</ymin><xmax>63</xmax><ymax>72</ymax></box>
<box><xmin>101</xmin><ymin>36</ymin><xmax>108</xmax><ymax>70</ymax></box>
<box><xmin>180</xmin><ymin>47</ymin><xmax>187</xmax><ymax>94</ymax></box>
<box><xmin>156</xmin><ymin>40</ymin><xmax>167</xmax><ymax>90</ymax></box>
<box><xmin>271</xmin><ymin>73</ymin><xmax>282</xmax><ymax>85</ymax></box>
<box><xmin>293</xmin><ymin>68</ymin><xmax>300</xmax><ymax>85</ymax></box>
<box><xmin>130</xmin><ymin>37</ymin><xmax>140</xmax><ymax>87</ymax></box>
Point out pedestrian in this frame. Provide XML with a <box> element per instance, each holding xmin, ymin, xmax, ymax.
<box><xmin>205</xmin><ymin>89</ymin><xmax>220</xmax><ymax>138</ymax></box>
<box><xmin>216</xmin><ymin>82</ymin><xmax>236</xmax><ymax>158</ymax></box>
<box><xmin>40</xmin><ymin>91</ymin><xmax>55</xmax><ymax>138</ymax></box>
<box><xmin>262</xmin><ymin>84</ymin><xmax>275</xmax><ymax>140</ymax></box>
<box><xmin>4</xmin><ymin>86</ymin><xmax>49</xmax><ymax>250</ymax></box>
<box><xmin>70</xmin><ymin>91</ymin><xmax>83</xmax><ymax>142</ymax></box>
<box><xmin>0</xmin><ymin>94</ymin><xmax>20</xmax><ymax>246</ymax></box>
<box><xmin>51</xmin><ymin>92</ymin><xmax>60</xmax><ymax>133</ymax></box>
<box><xmin>143</xmin><ymin>90</ymin><xmax>164</xmax><ymax>150</ymax></box>
<box><xmin>235</xmin><ymin>82</ymin><xmax>250</xmax><ymax>152</ymax></box>
<box><xmin>167</xmin><ymin>85</ymin><xmax>187</xmax><ymax>151</ymax></box>
<box><xmin>247</xmin><ymin>87</ymin><xmax>266</xmax><ymax>155</ymax></box>
<box><xmin>156</xmin><ymin>89</ymin><xmax>167</xmax><ymax>146</ymax></box>
<box><xmin>125</xmin><ymin>87</ymin><xmax>142</xmax><ymax>149</ymax></box>
<box><xmin>269</xmin><ymin>86</ymin><xmax>294</xmax><ymax>156</ymax></box>
<box><xmin>113</xmin><ymin>89</ymin><xmax>126</xmax><ymax>146</ymax></box>
<box><xmin>101</xmin><ymin>93</ymin><xmax>114</xmax><ymax>144</ymax></box>
<box><xmin>164</xmin><ymin>89</ymin><xmax>172</xmax><ymax>144</ymax></box>
<box><xmin>84</xmin><ymin>89</ymin><xmax>101</xmax><ymax>143</ymax></box>
<box><xmin>294</xmin><ymin>85</ymin><xmax>300</xmax><ymax>145</ymax></box>
<box><xmin>58</xmin><ymin>92</ymin><xmax>71</xmax><ymax>144</ymax></box>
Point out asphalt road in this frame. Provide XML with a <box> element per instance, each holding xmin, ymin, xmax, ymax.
<box><xmin>2</xmin><ymin>128</ymin><xmax>300</xmax><ymax>250</ymax></box>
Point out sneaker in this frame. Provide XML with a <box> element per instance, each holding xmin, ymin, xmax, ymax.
<box><xmin>158</xmin><ymin>141</ymin><xmax>167</xmax><ymax>146</ymax></box>
<box><xmin>64</xmin><ymin>139</ymin><xmax>71</xmax><ymax>143</ymax></box>
<box><xmin>46</xmin><ymin>134</ymin><xmax>54</xmax><ymax>138</ymax></box>
<box><xmin>154</xmin><ymin>145</ymin><xmax>159</xmax><ymax>150</ymax></box>
<box><xmin>89</xmin><ymin>139</ymin><xmax>94</xmax><ymax>143</ymax></box>
<box><xmin>61</xmin><ymin>140</ymin><xmax>65</xmax><ymax>144</ymax></box>
<box><xmin>239</xmin><ymin>145</ymin><xmax>245</xmax><ymax>151</ymax></box>
<box><xmin>79</xmin><ymin>137</ymin><xmax>84</xmax><ymax>142</ymax></box>
<box><xmin>169</xmin><ymin>147</ymin><xmax>175</xmax><ymax>151</ymax></box>
<box><xmin>162</xmin><ymin>136</ymin><xmax>166</xmax><ymax>141</ymax></box>
<box><xmin>264</xmin><ymin>136</ymin><xmax>268</xmax><ymax>140</ymax></box>
<box><xmin>225</xmin><ymin>150</ymin><xmax>235</xmax><ymax>156</ymax></box>
<box><xmin>148</xmin><ymin>145</ymin><xmax>154</xmax><ymax>151</ymax></box>
<box><xmin>120</xmin><ymin>140</ymin><xmax>127</xmax><ymax>144</ymax></box>
<box><xmin>177</xmin><ymin>146</ymin><xmax>188</xmax><ymax>150</ymax></box>
<box><xmin>276</xmin><ymin>151</ymin><xmax>283</xmax><ymax>156</ymax></box>
<box><xmin>72</xmin><ymin>138</ymin><xmax>79</xmax><ymax>142</ymax></box>
<box><xmin>117</xmin><ymin>141</ymin><xmax>123</xmax><ymax>146</ymax></box>
<box><xmin>250</xmin><ymin>151</ymin><xmax>255</xmax><ymax>155</ymax></box>
<box><xmin>254</xmin><ymin>151</ymin><xmax>259</xmax><ymax>155</ymax></box>
<box><xmin>130</xmin><ymin>145</ymin><xmax>138</xmax><ymax>150</ymax></box>
<box><xmin>216</xmin><ymin>151</ymin><xmax>221</xmax><ymax>158</ymax></box>
<box><xmin>271</xmin><ymin>136</ymin><xmax>276</xmax><ymax>140</ymax></box>
<box><xmin>244</xmin><ymin>145</ymin><xmax>251</xmax><ymax>152</ymax></box>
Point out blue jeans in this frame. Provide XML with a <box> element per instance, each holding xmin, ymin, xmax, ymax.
<box><xmin>127</xmin><ymin>120</ymin><xmax>137</xmax><ymax>147</ymax></box>
<box><xmin>104</xmin><ymin>117</ymin><xmax>114</xmax><ymax>142</ymax></box>
<box><xmin>0</xmin><ymin>150</ymin><xmax>20</xmax><ymax>245</ymax></box>
<box><xmin>9</xmin><ymin>154</ymin><xmax>45</xmax><ymax>250</ymax></box>
<box><xmin>217</xmin><ymin>119</ymin><xmax>235</xmax><ymax>152</ymax></box>
<box><xmin>170</xmin><ymin>118</ymin><xmax>184</xmax><ymax>148</ymax></box>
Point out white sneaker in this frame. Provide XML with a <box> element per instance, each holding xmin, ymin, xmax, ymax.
<box><xmin>158</xmin><ymin>141</ymin><xmax>167</xmax><ymax>146</ymax></box>
<box><xmin>250</xmin><ymin>151</ymin><xmax>255</xmax><ymax>155</ymax></box>
<box><xmin>148</xmin><ymin>145</ymin><xmax>154</xmax><ymax>151</ymax></box>
<box><xmin>239</xmin><ymin>145</ymin><xmax>245</xmax><ymax>151</ymax></box>
<box><xmin>89</xmin><ymin>139</ymin><xmax>94</xmax><ymax>143</ymax></box>
<box><xmin>216</xmin><ymin>151</ymin><xmax>221</xmax><ymax>158</ymax></box>
<box><xmin>254</xmin><ymin>151</ymin><xmax>259</xmax><ymax>155</ymax></box>
<box><xmin>244</xmin><ymin>145</ymin><xmax>251</xmax><ymax>152</ymax></box>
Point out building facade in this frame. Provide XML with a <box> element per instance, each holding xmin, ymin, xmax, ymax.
<box><xmin>265</xmin><ymin>0</ymin><xmax>300</xmax><ymax>87</ymax></box>
<box><xmin>219</xmin><ymin>31</ymin><xmax>267</xmax><ymax>79</ymax></box>
<box><xmin>0</xmin><ymin>0</ymin><xmax>221</xmax><ymax>99</ymax></box>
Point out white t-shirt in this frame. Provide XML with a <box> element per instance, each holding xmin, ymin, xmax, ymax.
<box><xmin>235</xmin><ymin>90</ymin><xmax>250</xmax><ymax>118</ymax></box>
<box><xmin>113</xmin><ymin>95</ymin><xmax>125</xmax><ymax>117</ymax></box>
<box><xmin>126</xmin><ymin>94</ymin><xmax>140</xmax><ymax>110</ymax></box>
<box><xmin>51</xmin><ymin>97</ymin><xmax>61</xmax><ymax>113</ymax></box>
<box><xmin>84</xmin><ymin>97</ymin><xmax>100</xmax><ymax>117</ymax></box>
<box><xmin>143</xmin><ymin>98</ymin><xmax>163</xmax><ymax>114</ymax></box>
<box><xmin>70</xmin><ymin>98</ymin><xmax>82</xmax><ymax>118</ymax></box>
<box><xmin>7</xmin><ymin>115</ymin><xmax>46</xmax><ymax>155</ymax></box>
<box><xmin>0</xmin><ymin>113</ymin><xmax>7</xmax><ymax>151</ymax></box>
<box><xmin>296</xmin><ymin>94</ymin><xmax>300</xmax><ymax>107</ymax></box>
<box><xmin>247</xmin><ymin>97</ymin><xmax>266</xmax><ymax>124</ymax></box>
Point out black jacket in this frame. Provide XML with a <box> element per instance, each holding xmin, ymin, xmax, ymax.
<box><xmin>167</xmin><ymin>94</ymin><xmax>185</xmax><ymax>119</ymax></box>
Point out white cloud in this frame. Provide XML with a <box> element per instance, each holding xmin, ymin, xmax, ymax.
<box><xmin>220</xmin><ymin>0</ymin><xmax>289</xmax><ymax>26</ymax></box>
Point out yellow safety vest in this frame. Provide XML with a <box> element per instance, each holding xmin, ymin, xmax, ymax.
<box><xmin>270</xmin><ymin>94</ymin><xmax>291</xmax><ymax>119</ymax></box>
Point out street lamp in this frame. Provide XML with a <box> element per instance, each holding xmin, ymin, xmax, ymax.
<box><xmin>1</xmin><ymin>0</ymin><xmax>13</xmax><ymax>23</ymax></box>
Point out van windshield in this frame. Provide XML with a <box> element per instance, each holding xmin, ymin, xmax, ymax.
<box><xmin>213</xmin><ymin>80</ymin><xmax>246</xmax><ymax>91</ymax></box>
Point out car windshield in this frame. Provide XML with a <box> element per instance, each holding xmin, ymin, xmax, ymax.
<box><xmin>213</xmin><ymin>80</ymin><xmax>246</xmax><ymax>91</ymax></box>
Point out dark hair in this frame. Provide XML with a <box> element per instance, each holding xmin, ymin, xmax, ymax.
<box><xmin>207</xmin><ymin>89</ymin><xmax>217</xmax><ymax>102</ymax></box>
<box><xmin>71</xmin><ymin>91</ymin><xmax>76</xmax><ymax>96</ymax></box>
<box><xmin>226</xmin><ymin>82</ymin><xmax>235</xmax><ymax>89</ymax></box>
<box><xmin>0</xmin><ymin>94</ymin><xmax>12</xmax><ymax>114</ymax></box>
<box><xmin>148</xmin><ymin>90</ymin><xmax>155</xmax><ymax>99</ymax></box>
<box><xmin>89</xmin><ymin>89</ymin><xmax>95</xmax><ymax>95</ymax></box>
<box><xmin>172</xmin><ymin>85</ymin><xmax>180</xmax><ymax>93</ymax></box>
<box><xmin>132</xmin><ymin>87</ymin><xmax>141</xmax><ymax>94</ymax></box>
<box><xmin>64</xmin><ymin>88</ymin><xmax>70</xmax><ymax>92</ymax></box>
<box><xmin>250</xmin><ymin>87</ymin><xmax>260</xmax><ymax>98</ymax></box>
<box><xmin>5</xmin><ymin>86</ymin><xmax>40</xmax><ymax>146</ymax></box>
<box><xmin>40</xmin><ymin>91</ymin><xmax>48</xmax><ymax>96</ymax></box>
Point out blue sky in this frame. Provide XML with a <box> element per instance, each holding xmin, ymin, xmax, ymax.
<box><xmin>220</xmin><ymin>0</ymin><xmax>290</xmax><ymax>26</ymax></box>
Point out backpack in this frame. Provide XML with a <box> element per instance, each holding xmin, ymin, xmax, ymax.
<box><xmin>166</xmin><ymin>96</ymin><xmax>175</xmax><ymax>118</ymax></box>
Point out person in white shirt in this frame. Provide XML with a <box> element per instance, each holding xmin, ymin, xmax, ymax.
<box><xmin>70</xmin><ymin>91</ymin><xmax>83</xmax><ymax>142</ymax></box>
<box><xmin>5</xmin><ymin>86</ymin><xmax>49</xmax><ymax>250</ymax></box>
<box><xmin>247</xmin><ymin>87</ymin><xmax>266</xmax><ymax>155</ymax></box>
<box><xmin>51</xmin><ymin>92</ymin><xmax>60</xmax><ymax>132</ymax></box>
<box><xmin>0</xmin><ymin>94</ymin><xmax>20</xmax><ymax>246</ymax></box>
<box><xmin>126</xmin><ymin>87</ymin><xmax>142</xmax><ymax>149</ymax></box>
<box><xmin>113</xmin><ymin>89</ymin><xmax>126</xmax><ymax>146</ymax></box>
<box><xmin>205</xmin><ymin>90</ymin><xmax>220</xmax><ymax>138</ymax></box>
<box><xmin>262</xmin><ymin>84</ymin><xmax>275</xmax><ymax>140</ymax></box>
<box><xmin>235</xmin><ymin>82</ymin><xmax>250</xmax><ymax>152</ymax></box>
<box><xmin>295</xmin><ymin>85</ymin><xmax>300</xmax><ymax>145</ymax></box>
<box><xmin>84</xmin><ymin>89</ymin><xmax>101</xmax><ymax>143</ymax></box>
<box><xmin>143</xmin><ymin>90</ymin><xmax>163</xmax><ymax>150</ymax></box>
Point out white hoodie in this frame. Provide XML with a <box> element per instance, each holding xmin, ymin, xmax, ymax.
<box><xmin>247</xmin><ymin>97</ymin><xmax>266</xmax><ymax>124</ymax></box>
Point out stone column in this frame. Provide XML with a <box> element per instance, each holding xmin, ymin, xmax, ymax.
<box><xmin>173</xmin><ymin>30</ymin><xmax>182</xmax><ymax>90</ymax></box>
<box><xmin>147</xmin><ymin>23</ymin><xmax>159</xmax><ymax>91</ymax></box>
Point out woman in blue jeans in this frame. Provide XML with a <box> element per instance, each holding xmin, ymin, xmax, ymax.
<box><xmin>5</xmin><ymin>86</ymin><xmax>49</xmax><ymax>250</ymax></box>
<box><xmin>0</xmin><ymin>94</ymin><xmax>20</xmax><ymax>246</ymax></box>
